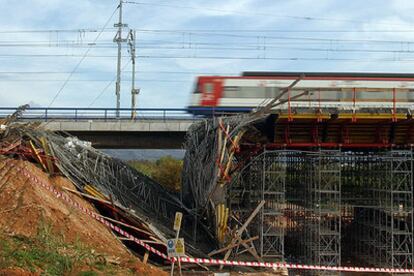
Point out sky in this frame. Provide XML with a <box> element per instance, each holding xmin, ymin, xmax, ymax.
<box><xmin>2</xmin><ymin>0</ymin><xmax>414</xmax><ymax>109</ymax></box>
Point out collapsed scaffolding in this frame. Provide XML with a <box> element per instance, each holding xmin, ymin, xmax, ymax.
<box><xmin>228</xmin><ymin>149</ymin><xmax>413</xmax><ymax>270</ymax></box>
<box><xmin>0</xmin><ymin>108</ymin><xmax>213</xmax><ymax>262</ymax></box>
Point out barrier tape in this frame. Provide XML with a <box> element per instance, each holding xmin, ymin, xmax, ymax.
<box><xmin>14</xmin><ymin>160</ymin><xmax>414</xmax><ymax>274</ymax></box>
<box><xmin>176</xmin><ymin>257</ymin><xmax>414</xmax><ymax>273</ymax></box>
<box><xmin>15</xmin><ymin>163</ymin><xmax>169</xmax><ymax>260</ymax></box>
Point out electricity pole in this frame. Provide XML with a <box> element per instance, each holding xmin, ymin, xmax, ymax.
<box><xmin>128</xmin><ymin>30</ymin><xmax>139</xmax><ymax>119</ymax></box>
<box><xmin>114</xmin><ymin>0</ymin><xmax>127</xmax><ymax>118</ymax></box>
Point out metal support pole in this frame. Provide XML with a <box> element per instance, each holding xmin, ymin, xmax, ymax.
<box><xmin>115</xmin><ymin>0</ymin><xmax>123</xmax><ymax>119</ymax></box>
<box><xmin>129</xmin><ymin>30</ymin><xmax>139</xmax><ymax>120</ymax></box>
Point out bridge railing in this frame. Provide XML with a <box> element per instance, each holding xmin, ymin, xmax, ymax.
<box><xmin>0</xmin><ymin>107</ymin><xmax>205</xmax><ymax>121</ymax></box>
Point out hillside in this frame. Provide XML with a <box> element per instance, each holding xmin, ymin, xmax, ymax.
<box><xmin>0</xmin><ymin>157</ymin><xmax>166</xmax><ymax>275</ymax></box>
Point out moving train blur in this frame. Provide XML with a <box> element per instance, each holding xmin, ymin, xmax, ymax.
<box><xmin>188</xmin><ymin>72</ymin><xmax>414</xmax><ymax>115</ymax></box>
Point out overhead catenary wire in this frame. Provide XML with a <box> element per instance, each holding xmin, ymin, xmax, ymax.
<box><xmin>0</xmin><ymin>70</ymin><xmax>238</xmax><ymax>75</ymax></box>
<box><xmin>0</xmin><ymin>79</ymin><xmax>187</xmax><ymax>83</ymax></box>
<box><xmin>4</xmin><ymin>53</ymin><xmax>414</xmax><ymax>63</ymax></box>
<box><xmin>5</xmin><ymin>27</ymin><xmax>414</xmax><ymax>34</ymax></box>
<box><xmin>0</xmin><ymin>28</ymin><xmax>116</xmax><ymax>34</ymax></box>
<box><xmin>124</xmin><ymin>1</ymin><xmax>414</xmax><ymax>28</ymax></box>
<box><xmin>4</xmin><ymin>29</ymin><xmax>413</xmax><ymax>45</ymax></box>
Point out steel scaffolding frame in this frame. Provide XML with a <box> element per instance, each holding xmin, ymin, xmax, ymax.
<box><xmin>348</xmin><ymin>150</ymin><xmax>414</xmax><ymax>270</ymax></box>
<box><xmin>229</xmin><ymin>148</ymin><xmax>413</xmax><ymax>271</ymax></box>
<box><xmin>311</xmin><ymin>150</ymin><xmax>341</xmax><ymax>269</ymax></box>
<box><xmin>229</xmin><ymin>150</ymin><xmax>286</xmax><ymax>260</ymax></box>
<box><xmin>260</xmin><ymin>151</ymin><xmax>286</xmax><ymax>258</ymax></box>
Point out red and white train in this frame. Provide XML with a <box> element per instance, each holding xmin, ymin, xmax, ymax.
<box><xmin>188</xmin><ymin>72</ymin><xmax>414</xmax><ymax>115</ymax></box>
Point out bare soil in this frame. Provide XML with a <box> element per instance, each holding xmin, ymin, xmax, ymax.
<box><xmin>0</xmin><ymin>157</ymin><xmax>166</xmax><ymax>275</ymax></box>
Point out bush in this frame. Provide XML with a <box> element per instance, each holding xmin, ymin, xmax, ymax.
<box><xmin>128</xmin><ymin>156</ymin><xmax>183</xmax><ymax>191</ymax></box>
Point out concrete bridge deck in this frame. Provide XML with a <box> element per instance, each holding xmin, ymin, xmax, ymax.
<box><xmin>1</xmin><ymin>107</ymin><xmax>208</xmax><ymax>149</ymax></box>
<box><xmin>42</xmin><ymin>119</ymin><xmax>199</xmax><ymax>149</ymax></box>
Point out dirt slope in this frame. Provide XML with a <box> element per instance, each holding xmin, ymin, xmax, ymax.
<box><xmin>0</xmin><ymin>157</ymin><xmax>166</xmax><ymax>275</ymax></box>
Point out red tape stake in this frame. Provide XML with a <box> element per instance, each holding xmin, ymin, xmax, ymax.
<box><xmin>14</xmin><ymin>160</ymin><xmax>414</xmax><ymax>274</ymax></box>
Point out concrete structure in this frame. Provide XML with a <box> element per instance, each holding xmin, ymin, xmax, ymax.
<box><xmin>42</xmin><ymin>119</ymin><xmax>200</xmax><ymax>149</ymax></box>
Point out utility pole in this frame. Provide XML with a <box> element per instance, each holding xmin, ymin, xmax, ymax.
<box><xmin>128</xmin><ymin>29</ymin><xmax>139</xmax><ymax>120</ymax></box>
<box><xmin>114</xmin><ymin>0</ymin><xmax>127</xmax><ymax>118</ymax></box>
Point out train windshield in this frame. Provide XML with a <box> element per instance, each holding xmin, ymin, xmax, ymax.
<box><xmin>193</xmin><ymin>80</ymin><xmax>201</xmax><ymax>94</ymax></box>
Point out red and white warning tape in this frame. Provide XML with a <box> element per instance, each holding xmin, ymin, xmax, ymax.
<box><xmin>16</xmin><ymin>163</ymin><xmax>169</xmax><ymax>260</ymax></box>
<box><xmin>177</xmin><ymin>257</ymin><xmax>414</xmax><ymax>273</ymax></box>
<box><xmin>15</xmin><ymin>161</ymin><xmax>414</xmax><ymax>274</ymax></box>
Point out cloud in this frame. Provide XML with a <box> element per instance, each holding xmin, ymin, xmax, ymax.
<box><xmin>1</xmin><ymin>0</ymin><xmax>414</xmax><ymax>109</ymax></box>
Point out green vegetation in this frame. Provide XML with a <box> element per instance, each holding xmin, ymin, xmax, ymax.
<box><xmin>0</xmin><ymin>222</ymin><xmax>133</xmax><ymax>276</ymax></box>
<box><xmin>128</xmin><ymin>156</ymin><xmax>183</xmax><ymax>191</ymax></box>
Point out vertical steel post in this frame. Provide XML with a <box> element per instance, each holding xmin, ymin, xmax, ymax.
<box><xmin>115</xmin><ymin>0</ymin><xmax>123</xmax><ymax>118</ymax></box>
<box><xmin>129</xmin><ymin>29</ymin><xmax>139</xmax><ymax>120</ymax></box>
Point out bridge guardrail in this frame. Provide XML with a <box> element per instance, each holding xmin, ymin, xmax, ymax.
<box><xmin>0</xmin><ymin>107</ymin><xmax>206</xmax><ymax>122</ymax></box>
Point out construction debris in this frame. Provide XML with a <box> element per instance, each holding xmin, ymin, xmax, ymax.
<box><xmin>0</xmin><ymin>106</ymin><xmax>209</xmax><ymax>267</ymax></box>
<box><xmin>0</xmin><ymin>79</ymin><xmax>313</xmax><ymax>276</ymax></box>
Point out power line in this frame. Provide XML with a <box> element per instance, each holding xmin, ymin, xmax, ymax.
<box><xmin>0</xmin><ymin>54</ymin><xmax>120</xmax><ymax>58</ymax></box>
<box><xmin>134</xmin><ymin>55</ymin><xmax>414</xmax><ymax>63</ymax></box>
<box><xmin>3</xmin><ymin>31</ymin><xmax>414</xmax><ymax>47</ymax></box>
<box><xmin>0</xmin><ymin>28</ymin><xmax>116</xmax><ymax>34</ymax></box>
<box><xmin>143</xmin><ymin>30</ymin><xmax>414</xmax><ymax>45</ymax></box>
<box><xmin>4</xmin><ymin>27</ymin><xmax>414</xmax><ymax>34</ymax></box>
<box><xmin>47</xmin><ymin>5</ymin><xmax>119</xmax><ymax>107</ymax></box>
<box><xmin>0</xmin><ymin>79</ymin><xmax>185</xmax><ymax>82</ymax></box>
<box><xmin>5</xmin><ymin>53</ymin><xmax>414</xmax><ymax>62</ymax></box>
<box><xmin>2</xmin><ymin>41</ymin><xmax>414</xmax><ymax>51</ymax></box>
<box><xmin>124</xmin><ymin>1</ymin><xmax>414</xmax><ymax>28</ymax></box>
<box><xmin>4</xmin><ymin>42</ymin><xmax>414</xmax><ymax>56</ymax></box>
<box><xmin>0</xmin><ymin>70</ymin><xmax>236</xmax><ymax>75</ymax></box>
<box><xmin>132</xmin><ymin>28</ymin><xmax>414</xmax><ymax>33</ymax></box>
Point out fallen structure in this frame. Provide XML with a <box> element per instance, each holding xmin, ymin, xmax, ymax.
<box><xmin>0</xmin><ymin>106</ymin><xmax>210</xmax><ymax>269</ymax></box>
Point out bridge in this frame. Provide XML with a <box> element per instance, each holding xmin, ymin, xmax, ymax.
<box><xmin>0</xmin><ymin>107</ymin><xmax>212</xmax><ymax>149</ymax></box>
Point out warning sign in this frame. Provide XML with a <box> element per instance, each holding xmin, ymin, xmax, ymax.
<box><xmin>173</xmin><ymin>212</ymin><xmax>182</xmax><ymax>231</ymax></box>
<box><xmin>175</xmin><ymin>238</ymin><xmax>185</xmax><ymax>255</ymax></box>
<box><xmin>167</xmin><ymin>238</ymin><xmax>185</xmax><ymax>258</ymax></box>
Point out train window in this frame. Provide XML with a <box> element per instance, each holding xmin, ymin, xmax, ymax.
<box><xmin>205</xmin><ymin>83</ymin><xmax>213</xmax><ymax>94</ymax></box>
<box><xmin>223</xmin><ymin>86</ymin><xmax>239</xmax><ymax>98</ymax></box>
<box><xmin>239</xmin><ymin>87</ymin><xmax>266</xmax><ymax>98</ymax></box>
<box><xmin>266</xmin><ymin>87</ymin><xmax>280</xmax><ymax>98</ymax></box>
<box><xmin>223</xmin><ymin>86</ymin><xmax>269</xmax><ymax>98</ymax></box>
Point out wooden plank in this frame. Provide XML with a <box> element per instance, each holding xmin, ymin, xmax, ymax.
<box><xmin>236</xmin><ymin>236</ymin><xmax>262</xmax><ymax>261</ymax></box>
<box><xmin>143</xmin><ymin>250</ymin><xmax>149</xmax><ymax>264</ymax></box>
<box><xmin>220</xmin><ymin>200</ymin><xmax>265</xmax><ymax>269</ymax></box>
<box><xmin>208</xmin><ymin>236</ymin><xmax>258</xmax><ymax>256</ymax></box>
<box><xmin>222</xmin><ymin>130</ymin><xmax>245</xmax><ymax>183</ymax></box>
<box><xmin>119</xmin><ymin>238</ymin><xmax>164</xmax><ymax>245</ymax></box>
<box><xmin>40</xmin><ymin>136</ymin><xmax>54</xmax><ymax>175</ymax></box>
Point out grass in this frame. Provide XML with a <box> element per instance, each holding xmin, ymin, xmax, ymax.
<box><xmin>0</xmin><ymin>221</ymin><xmax>134</xmax><ymax>275</ymax></box>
